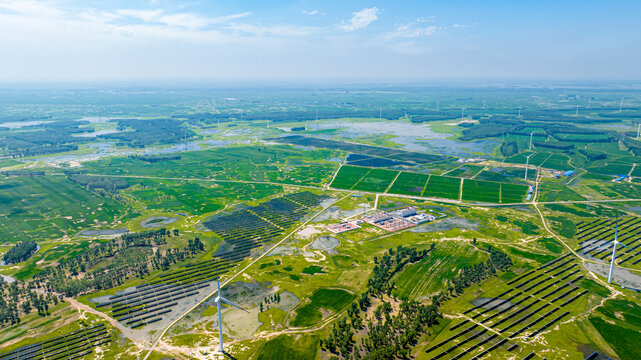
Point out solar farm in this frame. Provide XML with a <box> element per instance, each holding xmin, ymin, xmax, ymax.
<box><xmin>204</xmin><ymin>191</ymin><xmax>332</xmax><ymax>261</ymax></box>
<box><xmin>577</xmin><ymin>216</ymin><xmax>641</xmax><ymax>267</ymax></box>
<box><xmin>427</xmin><ymin>255</ymin><xmax>591</xmax><ymax>359</ymax></box>
<box><xmin>330</xmin><ymin>165</ymin><xmax>529</xmax><ymax>203</ymax></box>
<box><xmin>2</xmin><ymin>86</ymin><xmax>641</xmax><ymax>360</ymax></box>
<box><xmin>0</xmin><ymin>324</ymin><xmax>110</xmax><ymax>360</ymax></box>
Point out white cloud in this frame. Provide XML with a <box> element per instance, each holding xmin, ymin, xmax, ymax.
<box><xmin>302</xmin><ymin>10</ymin><xmax>318</xmax><ymax>15</ymax></box>
<box><xmin>385</xmin><ymin>20</ymin><xmax>439</xmax><ymax>39</ymax></box>
<box><xmin>340</xmin><ymin>7</ymin><xmax>379</xmax><ymax>32</ymax></box>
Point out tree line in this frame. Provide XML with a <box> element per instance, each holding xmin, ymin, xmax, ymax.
<box><xmin>2</xmin><ymin>240</ymin><xmax>38</xmax><ymax>264</ymax></box>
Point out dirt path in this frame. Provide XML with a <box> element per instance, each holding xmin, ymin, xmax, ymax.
<box><xmin>65</xmin><ymin>298</ymin><xmax>143</xmax><ymax>345</ymax></box>
<box><xmin>142</xmin><ymin>193</ymin><xmax>354</xmax><ymax>359</ymax></box>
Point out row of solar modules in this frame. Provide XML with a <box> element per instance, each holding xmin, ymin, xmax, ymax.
<box><xmin>205</xmin><ymin>192</ymin><xmax>331</xmax><ymax>263</ymax></box>
<box><xmin>97</xmin><ymin>279</ymin><xmax>213</xmax><ymax>328</ymax></box>
<box><xmin>0</xmin><ymin>323</ymin><xmax>110</xmax><ymax>360</ymax></box>
<box><xmin>426</xmin><ymin>254</ymin><xmax>586</xmax><ymax>359</ymax></box>
<box><xmin>578</xmin><ymin>217</ymin><xmax>641</xmax><ymax>264</ymax></box>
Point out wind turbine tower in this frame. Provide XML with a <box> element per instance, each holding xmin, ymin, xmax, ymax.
<box><xmin>379</xmin><ymin>107</ymin><xmax>382</xmax><ymax>120</ymax></box>
<box><xmin>483</xmin><ymin>98</ymin><xmax>486</xmax><ymax>110</ymax></box>
<box><xmin>607</xmin><ymin>222</ymin><xmax>633</xmax><ymax>284</ymax></box>
<box><xmin>523</xmin><ymin>153</ymin><xmax>534</xmax><ymax>180</ymax></box>
<box><xmin>637</xmin><ymin>123</ymin><xmax>640</xmax><ymax>139</ymax></box>
<box><xmin>619</xmin><ymin>98</ymin><xmax>624</xmax><ymax>113</ymax></box>
<box><xmin>436</xmin><ymin>101</ymin><xmax>440</xmax><ymax>111</ymax></box>
<box><xmin>575</xmin><ymin>104</ymin><xmax>580</xmax><ymax>116</ymax></box>
<box><xmin>214</xmin><ymin>277</ymin><xmax>247</xmax><ymax>353</ymax></box>
<box><xmin>518</xmin><ymin>106</ymin><xmax>522</xmax><ymax>117</ymax></box>
<box><xmin>529</xmin><ymin>131</ymin><xmax>534</xmax><ymax>151</ymax></box>
<box><xmin>461</xmin><ymin>107</ymin><xmax>465</xmax><ymax>119</ymax></box>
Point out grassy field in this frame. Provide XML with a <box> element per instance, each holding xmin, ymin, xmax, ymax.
<box><xmin>351</xmin><ymin>168</ymin><xmax>398</xmax><ymax>192</ymax></box>
<box><xmin>386</xmin><ymin>171</ymin><xmax>429</xmax><ymax>195</ymax></box>
<box><xmin>393</xmin><ymin>241</ymin><xmax>487</xmax><ymax>300</ymax></box>
<box><xmin>423</xmin><ymin>175</ymin><xmax>461</xmax><ymax>200</ymax></box>
<box><xmin>0</xmin><ymin>175</ymin><xmax>126</xmax><ymax>243</ymax></box>
<box><xmin>291</xmin><ymin>288</ymin><xmax>355</xmax><ymax>327</ymax></box>
<box><xmin>462</xmin><ymin>179</ymin><xmax>501</xmax><ymax>203</ymax></box>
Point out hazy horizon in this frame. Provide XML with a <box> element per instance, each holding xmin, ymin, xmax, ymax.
<box><xmin>1</xmin><ymin>0</ymin><xmax>640</xmax><ymax>82</ymax></box>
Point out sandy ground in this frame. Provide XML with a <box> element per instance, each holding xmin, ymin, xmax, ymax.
<box><xmin>309</xmin><ymin>236</ymin><xmax>340</xmax><ymax>255</ymax></box>
<box><xmin>296</xmin><ymin>226</ymin><xmax>321</xmax><ymax>239</ymax></box>
<box><xmin>584</xmin><ymin>262</ymin><xmax>641</xmax><ymax>289</ymax></box>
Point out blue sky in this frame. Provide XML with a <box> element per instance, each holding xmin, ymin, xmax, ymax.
<box><xmin>0</xmin><ymin>0</ymin><xmax>640</xmax><ymax>82</ymax></box>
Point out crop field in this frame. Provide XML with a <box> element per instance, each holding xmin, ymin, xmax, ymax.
<box><xmin>461</xmin><ymin>179</ymin><xmax>501</xmax><ymax>203</ymax></box>
<box><xmin>0</xmin><ymin>175</ymin><xmax>126</xmax><ymax>243</ymax></box>
<box><xmin>351</xmin><ymin>168</ymin><xmax>398</xmax><ymax>192</ymax></box>
<box><xmin>274</xmin><ymin>135</ymin><xmax>450</xmax><ymax>164</ymax></box>
<box><xmin>504</xmin><ymin>152</ymin><xmax>550</xmax><ymax>167</ymax></box>
<box><xmin>540</xmin><ymin>153</ymin><xmax>572</xmax><ymax>171</ymax></box>
<box><xmin>588</xmin><ymin>163</ymin><xmax>634</xmax><ymax>176</ymax></box>
<box><xmin>387</xmin><ymin>171</ymin><xmax>430</xmax><ymax>195</ymax></box>
<box><xmin>420</xmin><ymin>175</ymin><xmax>461</xmax><ymax>200</ymax></box>
<box><xmin>445</xmin><ymin>165</ymin><xmax>485</xmax><ymax>178</ymax></box>
<box><xmin>329</xmin><ymin>165</ymin><xmax>371</xmax><ymax>189</ymax></box>
<box><xmin>424</xmin><ymin>254</ymin><xmax>598</xmax><ymax>359</ymax></box>
<box><xmin>345</xmin><ymin>153</ymin><xmax>412</xmax><ymax>167</ymax></box>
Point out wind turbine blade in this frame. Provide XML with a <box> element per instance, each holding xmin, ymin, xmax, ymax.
<box><xmin>618</xmin><ymin>242</ymin><xmax>633</xmax><ymax>251</ymax></box>
<box><xmin>220</xmin><ymin>297</ymin><xmax>249</xmax><ymax>312</ymax></box>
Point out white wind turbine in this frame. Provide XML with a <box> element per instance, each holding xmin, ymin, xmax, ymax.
<box><xmin>214</xmin><ymin>277</ymin><xmax>247</xmax><ymax>353</ymax></box>
<box><xmin>607</xmin><ymin>222</ymin><xmax>633</xmax><ymax>284</ymax></box>
<box><xmin>523</xmin><ymin>153</ymin><xmax>534</xmax><ymax>180</ymax></box>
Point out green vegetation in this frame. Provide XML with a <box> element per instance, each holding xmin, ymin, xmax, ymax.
<box><xmin>590</xmin><ymin>316</ymin><xmax>641</xmax><ymax>360</ymax></box>
<box><xmin>291</xmin><ymin>289</ymin><xmax>355</xmax><ymax>327</ymax></box>
<box><xmin>256</xmin><ymin>334</ymin><xmax>319</xmax><ymax>360</ymax></box>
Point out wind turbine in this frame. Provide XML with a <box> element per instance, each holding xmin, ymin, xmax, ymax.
<box><xmin>214</xmin><ymin>277</ymin><xmax>247</xmax><ymax>354</ymax></box>
<box><xmin>575</xmin><ymin>104</ymin><xmax>580</xmax><ymax>116</ymax></box>
<box><xmin>607</xmin><ymin>222</ymin><xmax>633</xmax><ymax>284</ymax></box>
<box><xmin>518</xmin><ymin>106</ymin><xmax>522</xmax><ymax>117</ymax></box>
<box><xmin>523</xmin><ymin>153</ymin><xmax>534</xmax><ymax>180</ymax></box>
<box><xmin>436</xmin><ymin>101</ymin><xmax>440</xmax><ymax>111</ymax></box>
<box><xmin>637</xmin><ymin>123</ymin><xmax>640</xmax><ymax>139</ymax></box>
<box><xmin>529</xmin><ymin>131</ymin><xmax>535</xmax><ymax>151</ymax></box>
<box><xmin>461</xmin><ymin>107</ymin><xmax>465</xmax><ymax>119</ymax></box>
<box><xmin>619</xmin><ymin>98</ymin><xmax>624</xmax><ymax>113</ymax></box>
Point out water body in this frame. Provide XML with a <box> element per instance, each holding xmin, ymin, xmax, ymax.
<box><xmin>0</xmin><ymin>120</ymin><xmax>53</xmax><ymax>128</ymax></box>
<box><xmin>73</xmin><ymin>129</ymin><xmax>121</xmax><ymax>138</ymax></box>
<box><xmin>310</xmin><ymin>121</ymin><xmax>497</xmax><ymax>156</ymax></box>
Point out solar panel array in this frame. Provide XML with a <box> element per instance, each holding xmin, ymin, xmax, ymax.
<box><xmin>0</xmin><ymin>324</ymin><xmax>110</xmax><ymax>360</ymax></box>
<box><xmin>425</xmin><ymin>254</ymin><xmax>588</xmax><ymax>359</ymax></box>
<box><xmin>93</xmin><ymin>192</ymin><xmax>331</xmax><ymax>329</ymax></box>
<box><xmin>576</xmin><ymin>217</ymin><xmax>641</xmax><ymax>265</ymax></box>
<box><xmin>205</xmin><ymin>191</ymin><xmax>331</xmax><ymax>261</ymax></box>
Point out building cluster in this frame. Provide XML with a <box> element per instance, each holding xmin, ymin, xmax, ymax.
<box><xmin>326</xmin><ymin>207</ymin><xmax>441</xmax><ymax>234</ymax></box>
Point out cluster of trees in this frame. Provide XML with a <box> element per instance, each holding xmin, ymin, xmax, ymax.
<box><xmin>67</xmin><ymin>174</ymin><xmax>130</xmax><ymax>192</ymax></box>
<box><xmin>31</xmin><ymin>230</ymin><xmax>205</xmax><ymax>297</ymax></box>
<box><xmin>100</xmin><ymin>119</ymin><xmax>194</xmax><ymax>147</ymax></box>
<box><xmin>500</xmin><ymin>141</ymin><xmax>519</xmax><ymax>157</ymax></box>
<box><xmin>0</xmin><ymin>278</ymin><xmax>62</xmax><ymax>327</ymax></box>
<box><xmin>578</xmin><ymin>149</ymin><xmax>608</xmax><ymax>161</ymax></box>
<box><xmin>258</xmin><ymin>292</ymin><xmax>281</xmax><ymax>312</ymax></box>
<box><xmin>321</xmin><ymin>245</ymin><xmax>438</xmax><ymax>359</ymax></box>
<box><xmin>622</xmin><ymin>137</ymin><xmax>641</xmax><ymax>156</ymax></box>
<box><xmin>1</xmin><ymin>121</ymin><xmax>90</xmax><ymax>158</ymax></box>
<box><xmin>449</xmin><ymin>246</ymin><xmax>512</xmax><ymax>296</ymax></box>
<box><xmin>1</xmin><ymin>170</ymin><xmax>45</xmax><ymax>176</ymax></box>
<box><xmin>367</xmin><ymin>246</ymin><xmax>431</xmax><ymax>297</ymax></box>
<box><xmin>2</xmin><ymin>240</ymin><xmax>38</xmax><ymax>264</ymax></box>
<box><xmin>532</xmin><ymin>141</ymin><xmax>574</xmax><ymax>150</ymax></box>
<box><xmin>132</xmin><ymin>154</ymin><xmax>182</xmax><ymax>163</ymax></box>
